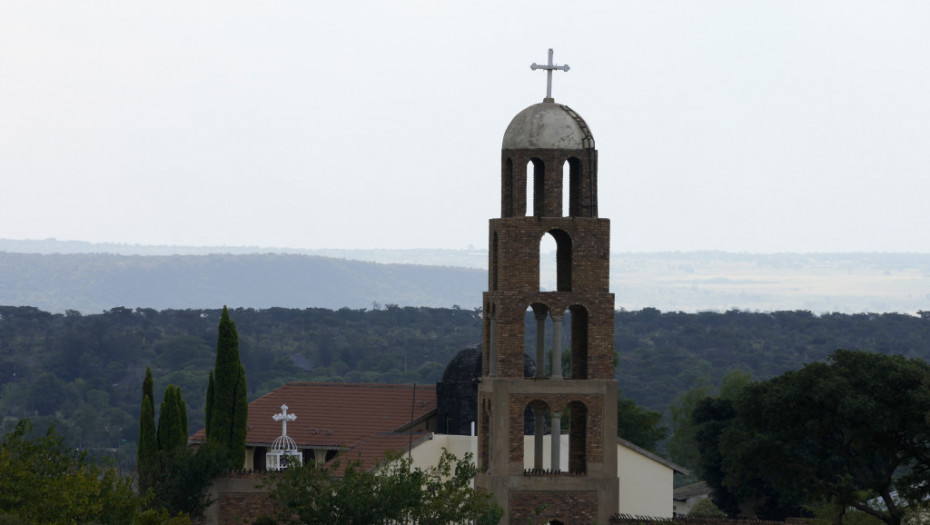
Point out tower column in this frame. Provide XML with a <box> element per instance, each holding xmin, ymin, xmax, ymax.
<box><xmin>550</xmin><ymin>411</ymin><xmax>562</xmax><ymax>473</ymax></box>
<box><xmin>533</xmin><ymin>407</ymin><xmax>546</xmax><ymax>470</ymax></box>
<box><xmin>550</xmin><ymin>314</ymin><xmax>563</xmax><ymax>379</ymax></box>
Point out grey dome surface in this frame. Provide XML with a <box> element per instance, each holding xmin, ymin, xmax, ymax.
<box><xmin>502</xmin><ymin>102</ymin><xmax>594</xmax><ymax>150</ymax></box>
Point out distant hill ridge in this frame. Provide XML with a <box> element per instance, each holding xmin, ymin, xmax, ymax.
<box><xmin>2</xmin><ymin>239</ymin><xmax>930</xmax><ymax>314</ymax></box>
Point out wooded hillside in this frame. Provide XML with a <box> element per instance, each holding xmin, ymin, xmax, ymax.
<box><xmin>2</xmin><ymin>305</ymin><xmax>929</xmax><ymax>470</ymax></box>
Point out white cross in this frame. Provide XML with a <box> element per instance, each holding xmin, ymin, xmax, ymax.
<box><xmin>530</xmin><ymin>49</ymin><xmax>570</xmax><ymax>100</ymax></box>
<box><xmin>273</xmin><ymin>404</ymin><xmax>297</xmax><ymax>438</ymax></box>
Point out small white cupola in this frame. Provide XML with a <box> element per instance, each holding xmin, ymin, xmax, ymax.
<box><xmin>266</xmin><ymin>404</ymin><xmax>302</xmax><ymax>470</ymax></box>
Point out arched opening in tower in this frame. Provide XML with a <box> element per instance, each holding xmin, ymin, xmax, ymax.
<box><xmin>527</xmin><ymin>158</ymin><xmax>544</xmax><ymax>217</ymax></box>
<box><xmin>539</xmin><ymin>234</ymin><xmax>557</xmax><ymax>291</ymax></box>
<box><xmin>567</xmin><ymin>156</ymin><xmax>583</xmax><ymax>217</ymax></box>
<box><xmin>569</xmin><ymin>304</ymin><xmax>589</xmax><ymax>379</ymax></box>
<box><xmin>525</xmin><ymin>303</ymin><xmax>549</xmax><ymax>378</ymax></box>
<box><xmin>539</xmin><ymin>229</ymin><xmax>573</xmax><ymax>292</ymax></box>
<box><xmin>561</xmin><ymin>160</ymin><xmax>570</xmax><ymax>217</ymax></box>
<box><xmin>523</xmin><ymin>399</ymin><xmax>557</xmax><ymax>473</ymax></box>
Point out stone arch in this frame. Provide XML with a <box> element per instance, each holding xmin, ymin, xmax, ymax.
<box><xmin>566</xmin><ymin>400</ymin><xmax>588</xmax><ymax>475</ymax></box>
<box><xmin>568</xmin><ymin>304</ymin><xmax>589</xmax><ymax>379</ymax></box>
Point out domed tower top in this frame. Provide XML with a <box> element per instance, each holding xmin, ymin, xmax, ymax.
<box><xmin>502</xmin><ymin>102</ymin><xmax>594</xmax><ymax>150</ymax></box>
<box><xmin>498</xmin><ymin>49</ymin><xmax>598</xmax><ymax>218</ymax></box>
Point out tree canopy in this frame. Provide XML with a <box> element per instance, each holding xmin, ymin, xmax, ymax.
<box><xmin>695</xmin><ymin>350</ymin><xmax>930</xmax><ymax>525</ymax></box>
<box><xmin>266</xmin><ymin>449</ymin><xmax>502</xmax><ymax>525</ymax></box>
<box><xmin>0</xmin><ymin>419</ymin><xmax>138</xmax><ymax>524</ymax></box>
<box><xmin>616</xmin><ymin>390</ymin><xmax>668</xmax><ymax>452</ymax></box>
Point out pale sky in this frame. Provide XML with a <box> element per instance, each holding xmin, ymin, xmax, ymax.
<box><xmin>2</xmin><ymin>1</ymin><xmax>928</xmax><ymax>252</ymax></box>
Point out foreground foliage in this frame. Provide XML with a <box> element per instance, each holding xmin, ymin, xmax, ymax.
<box><xmin>0</xmin><ymin>419</ymin><xmax>138</xmax><ymax>524</ymax></box>
<box><xmin>694</xmin><ymin>350</ymin><xmax>930</xmax><ymax>525</ymax></box>
<box><xmin>266</xmin><ymin>449</ymin><xmax>502</xmax><ymax>525</ymax></box>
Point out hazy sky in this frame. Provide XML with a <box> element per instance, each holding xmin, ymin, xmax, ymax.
<box><xmin>2</xmin><ymin>1</ymin><xmax>928</xmax><ymax>252</ymax></box>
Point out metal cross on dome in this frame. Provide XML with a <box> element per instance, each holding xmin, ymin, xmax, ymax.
<box><xmin>530</xmin><ymin>49</ymin><xmax>570</xmax><ymax>100</ymax></box>
<box><xmin>273</xmin><ymin>404</ymin><xmax>297</xmax><ymax>438</ymax></box>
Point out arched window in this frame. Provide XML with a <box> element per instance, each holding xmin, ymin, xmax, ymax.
<box><xmin>562</xmin><ymin>160</ymin><xmax>570</xmax><ymax>217</ymax></box>
<box><xmin>567</xmin><ymin>157</ymin><xmax>583</xmax><ymax>217</ymax></box>
<box><xmin>539</xmin><ymin>233</ymin><xmax>557</xmax><ymax>292</ymax></box>
<box><xmin>569</xmin><ymin>305</ymin><xmax>589</xmax><ymax>379</ymax></box>
<box><xmin>540</xmin><ymin>229</ymin><xmax>573</xmax><ymax>292</ymax></box>
<box><xmin>527</xmin><ymin>158</ymin><xmax>544</xmax><ymax>217</ymax></box>
<box><xmin>523</xmin><ymin>400</ymin><xmax>550</xmax><ymax>473</ymax></box>
<box><xmin>525</xmin><ymin>303</ymin><xmax>550</xmax><ymax>378</ymax></box>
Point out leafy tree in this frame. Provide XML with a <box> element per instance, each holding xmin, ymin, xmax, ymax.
<box><xmin>717</xmin><ymin>350</ymin><xmax>930</xmax><ymax>525</ymax></box>
<box><xmin>667</xmin><ymin>383</ymin><xmax>713</xmax><ymax>477</ymax></box>
<box><xmin>616</xmin><ymin>390</ymin><xmax>668</xmax><ymax>452</ymax></box>
<box><xmin>668</xmin><ymin>369</ymin><xmax>751</xmax><ymax>480</ymax></box>
<box><xmin>267</xmin><ymin>449</ymin><xmax>501</xmax><ymax>525</ymax></box>
<box><xmin>206</xmin><ymin>306</ymin><xmax>248</xmax><ymax>469</ymax></box>
<box><xmin>0</xmin><ymin>419</ymin><xmax>138</xmax><ymax>524</ymax></box>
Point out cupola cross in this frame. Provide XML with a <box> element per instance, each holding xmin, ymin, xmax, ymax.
<box><xmin>530</xmin><ymin>48</ymin><xmax>570</xmax><ymax>101</ymax></box>
<box><xmin>273</xmin><ymin>404</ymin><xmax>297</xmax><ymax>438</ymax></box>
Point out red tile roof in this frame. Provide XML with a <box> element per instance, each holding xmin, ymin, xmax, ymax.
<box><xmin>329</xmin><ymin>431</ymin><xmax>433</xmax><ymax>475</ymax></box>
<box><xmin>191</xmin><ymin>382</ymin><xmax>437</xmax><ymax>451</ymax></box>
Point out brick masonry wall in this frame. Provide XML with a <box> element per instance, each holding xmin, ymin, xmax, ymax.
<box><xmin>192</xmin><ymin>471</ymin><xmax>276</xmax><ymax>525</ymax></box>
<box><xmin>510</xmin><ymin>490</ymin><xmax>598</xmax><ymax>524</ymax></box>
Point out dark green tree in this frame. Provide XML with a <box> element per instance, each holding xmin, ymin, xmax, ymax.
<box><xmin>148</xmin><ymin>442</ymin><xmax>226</xmax><ymax>519</ymax></box>
<box><xmin>0</xmin><ymin>419</ymin><xmax>139</xmax><ymax>524</ymax></box>
<box><xmin>205</xmin><ymin>370</ymin><xmax>214</xmax><ymax>439</ymax></box>
<box><xmin>616</xmin><ymin>390</ymin><xmax>668</xmax><ymax>452</ymax></box>
<box><xmin>207</xmin><ymin>306</ymin><xmax>248</xmax><ymax>469</ymax></box>
<box><xmin>157</xmin><ymin>385</ymin><xmax>187</xmax><ymax>454</ymax></box>
<box><xmin>717</xmin><ymin>350</ymin><xmax>930</xmax><ymax>525</ymax></box>
<box><xmin>138</xmin><ymin>367</ymin><xmax>158</xmax><ymax>493</ymax></box>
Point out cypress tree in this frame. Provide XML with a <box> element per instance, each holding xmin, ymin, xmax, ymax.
<box><xmin>179</xmin><ymin>388</ymin><xmax>188</xmax><ymax>440</ymax></box>
<box><xmin>138</xmin><ymin>367</ymin><xmax>157</xmax><ymax>492</ymax></box>
<box><xmin>208</xmin><ymin>306</ymin><xmax>248</xmax><ymax>469</ymax></box>
<box><xmin>205</xmin><ymin>370</ymin><xmax>214</xmax><ymax>439</ymax></box>
<box><xmin>229</xmin><ymin>363</ymin><xmax>248</xmax><ymax>469</ymax></box>
<box><xmin>157</xmin><ymin>385</ymin><xmax>188</xmax><ymax>453</ymax></box>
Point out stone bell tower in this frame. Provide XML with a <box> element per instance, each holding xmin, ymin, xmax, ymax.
<box><xmin>476</xmin><ymin>50</ymin><xmax>619</xmax><ymax>525</ymax></box>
